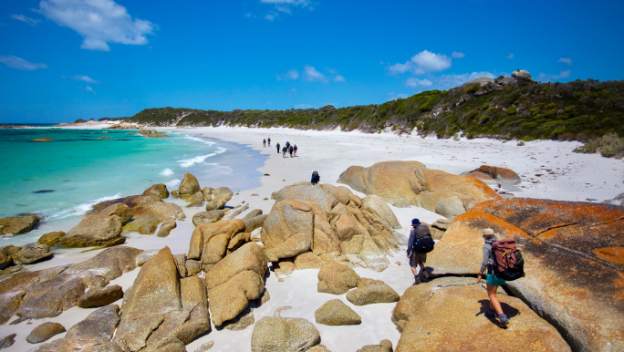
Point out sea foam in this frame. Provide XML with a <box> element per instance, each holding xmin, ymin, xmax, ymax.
<box><xmin>47</xmin><ymin>193</ymin><xmax>122</xmax><ymax>220</ymax></box>
<box><xmin>178</xmin><ymin>147</ymin><xmax>227</xmax><ymax>168</ymax></box>
<box><xmin>160</xmin><ymin>168</ymin><xmax>174</xmax><ymax>177</ymax></box>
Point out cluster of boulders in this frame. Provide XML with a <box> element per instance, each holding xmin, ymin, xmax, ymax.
<box><xmin>172</xmin><ymin>173</ymin><xmax>234</xmax><ymax>210</ymax></box>
<box><xmin>262</xmin><ymin>182</ymin><xmax>400</xmax><ymax>271</ymax></box>
<box><xmin>0</xmin><ymin>246</ymin><xmax>141</xmax><ymax>324</ymax></box>
<box><xmin>338</xmin><ymin>161</ymin><xmax>500</xmax><ymax>218</ymax></box>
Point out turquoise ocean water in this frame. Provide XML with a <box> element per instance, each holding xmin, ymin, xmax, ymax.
<box><xmin>0</xmin><ymin>128</ymin><xmax>264</xmax><ymax>225</ymax></box>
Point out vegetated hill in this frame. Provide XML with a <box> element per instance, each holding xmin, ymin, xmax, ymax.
<box><xmin>130</xmin><ymin>76</ymin><xmax>624</xmax><ymax>143</ymax></box>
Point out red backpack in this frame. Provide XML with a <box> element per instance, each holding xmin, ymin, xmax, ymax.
<box><xmin>491</xmin><ymin>240</ymin><xmax>525</xmax><ymax>281</ymax></box>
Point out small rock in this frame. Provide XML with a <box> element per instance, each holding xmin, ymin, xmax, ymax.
<box><xmin>0</xmin><ymin>334</ymin><xmax>15</xmax><ymax>349</ymax></box>
<box><xmin>317</xmin><ymin>261</ymin><xmax>359</xmax><ymax>294</ymax></box>
<box><xmin>37</xmin><ymin>231</ymin><xmax>66</xmax><ymax>247</ymax></box>
<box><xmin>78</xmin><ymin>285</ymin><xmax>123</xmax><ymax>308</ymax></box>
<box><xmin>357</xmin><ymin>339</ymin><xmax>393</xmax><ymax>352</ymax></box>
<box><xmin>27</xmin><ymin>322</ymin><xmax>66</xmax><ymax>344</ymax></box>
<box><xmin>346</xmin><ymin>279</ymin><xmax>400</xmax><ymax>305</ymax></box>
<box><xmin>143</xmin><ymin>183</ymin><xmax>169</xmax><ymax>199</ymax></box>
<box><xmin>0</xmin><ymin>214</ymin><xmax>40</xmax><ymax>235</ymax></box>
<box><xmin>251</xmin><ymin>316</ymin><xmax>321</xmax><ymax>352</ymax></box>
<box><xmin>12</xmin><ymin>243</ymin><xmax>53</xmax><ymax>264</ymax></box>
<box><xmin>315</xmin><ymin>299</ymin><xmax>362</xmax><ymax>326</ymax></box>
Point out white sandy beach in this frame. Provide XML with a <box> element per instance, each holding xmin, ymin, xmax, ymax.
<box><xmin>2</xmin><ymin>126</ymin><xmax>623</xmax><ymax>352</ymax></box>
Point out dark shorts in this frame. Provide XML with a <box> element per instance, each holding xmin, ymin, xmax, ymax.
<box><xmin>410</xmin><ymin>252</ymin><xmax>427</xmax><ymax>267</ymax></box>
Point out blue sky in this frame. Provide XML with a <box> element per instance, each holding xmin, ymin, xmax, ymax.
<box><xmin>0</xmin><ymin>0</ymin><xmax>623</xmax><ymax>123</ymax></box>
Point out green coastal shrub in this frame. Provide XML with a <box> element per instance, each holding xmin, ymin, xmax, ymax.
<box><xmin>575</xmin><ymin>133</ymin><xmax>624</xmax><ymax>158</ymax></box>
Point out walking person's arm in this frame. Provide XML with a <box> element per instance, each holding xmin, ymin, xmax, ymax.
<box><xmin>477</xmin><ymin>244</ymin><xmax>490</xmax><ymax>282</ymax></box>
<box><xmin>406</xmin><ymin>229</ymin><xmax>416</xmax><ymax>257</ymax></box>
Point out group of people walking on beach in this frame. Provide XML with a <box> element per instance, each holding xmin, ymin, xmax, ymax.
<box><xmin>407</xmin><ymin>218</ymin><xmax>524</xmax><ymax>328</ymax></box>
<box><xmin>262</xmin><ymin>137</ymin><xmax>298</xmax><ymax>158</ymax></box>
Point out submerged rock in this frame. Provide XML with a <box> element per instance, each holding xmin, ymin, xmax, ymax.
<box><xmin>338</xmin><ymin>161</ymin><xmax>499</xmax><ymax>217</ymax></box>
<box><xmin>251</xmin><ymin>316</ymin><xmax>321</xmax><ymax>352</ymax></box>
<box><xmin>0</xmin><ymin>214</ymin><xmax>40</xmax><ymax>235</ymax></box>
<box><xmin>426</xmin><ymin>198</ymin><xmax>624</xmax><ymax>352</ymax></box>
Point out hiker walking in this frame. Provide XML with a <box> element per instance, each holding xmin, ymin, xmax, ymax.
<box><xmin>310</xmin><ymin>171</ymin><xmax>320</xmax><ymax>185</ymax></box>
<box><xmin>276</xmin><ymin>142</ymin><xmax>281</xmax><ymax>154</ymax></box>
<box><xmin>282</xmin><ymin>146</ymin><xmax>288</xmax><ymax>158</ymax></box>
<box><xmin>267</xmin><ymin>137</ymin><xmax>271</xmax><ymax>146</ymax></box>
<box><xmin>406</xmin><ymin>218</ymin><xmax>434</xmax><ymax>284</ymax></box>
<box><xmin>262</xmin><ymin>139</ymin><xmax>266</xmax><ymax>147</ymax></box>
<box><xmin>477</xmin><ymin>228</ymin><xmax>525</xmax><ymax>328</ymax></box>
<box><xmin>294</xmin><ymin>144</ymin><xmax>298</xmax><ymax>156</ymax></box>
<box><xmin>288</xmin><ymin>145</ymin><xmax>294</xmax><ymax>158</ymax></box>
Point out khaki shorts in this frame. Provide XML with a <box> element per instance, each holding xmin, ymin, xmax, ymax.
<box><xmin>410</xmin><ymin>252</ymin><xmax>427</xmax><ymax>267</ymax></box>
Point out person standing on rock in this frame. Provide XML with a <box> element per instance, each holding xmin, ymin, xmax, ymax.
<box><xmin>276</xmin><ymin>142</ymin><xmax>281</xmax><ymax>154</ymax></box>
<box><xmin>311</xmin><ymin>171</ymin><xmax>320</xmax><ymax>185</ymax></box>
<box><xmin>262</xmin><ymin>139</ymin><xmax>266</xmax><ymax>147</ymax></box>
<box><xmin>477</xmin><ymin>228</ymin><xmax>509</xmax><ymax>328</ymax></box>
<box><xmin>407</xmin><ymin>218</ymin><xmax>434</xmax><ymax>284</ymax></box>
<box><xmin>267</xmin><ymin>137</ymin><xmax>271</xmax><ymax>146</ymax></box>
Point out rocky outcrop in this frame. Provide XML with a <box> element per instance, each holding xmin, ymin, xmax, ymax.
<box><xmin>27</xmin><ymin>322</ymin><xmax>66</xmax><ymax>344</ymax></box>
<box><xmin>427</xmin><ymin>198</ymin><xmax>624</xmax><ymax>352</ymax></box>
<box><xmin>317</xmin><ymin>261</ymin><xmax>360</xmax><ymax>294</ymax></box>
<box><xmin>392</xmin><ymin>277</ymin><xmax>570</xmax><ymax>352</ymax></box>
<box><xmin>314</xmin><ymin>299</ymin><xmax>361</xmax><ymax>326</ymax></box>
<box><xmin>345</xmin><ymin>278</ymin><xmax>399</xmax><ymax>305</ymax></box>
<box><xmin>188</xmin><ymin>219</ymin><xmax>247</xmax><ymax>268</ymax></box>
<box><xmin>0</xmin><ymin>214</ymin><xmax>40</xmax><ymax>235</ymax></box>
<box><xmin>0</xmin><ymin>246</ymin><xmax>141</xmax><ymax>323</ymax></box>
<box><xmin>251</xmin><ymin>316</ymin><xmax>321</xmax><ymax>352</ymax></box>
<box><xmin>338</xmin><ymin>161</ymin><xmax>499</xmax><ymax>217</ymax></box>
<box><xmin>263</xmin><ymin>183</ymin><xmax>399</xmax><ymax>271</ymax></box>
<box><xmin>464</xmin><ymin>165</ymin><xmax>521</xmax><ymax>184</ymax></box>
<box><xmin>114</xmin><ymin>247</ymin><xmax>210</xmax><ymax>351</ymax></box>
<box><xmin>142</xmin><ymin>183</ymin><xmax>169</xmax><ymax>199</ymax></box>
<box><xmin>205</xmin><ymin>243</ymin><xmax>267</xmax><ymax>327</ymax></box>
<box><xmin>35</xmin><ymin>305</ymin><xmax>121</xmax><ymax>352</ymax></box>
<box><xmin>0</xmin><ymin>334</ymin><xmax>15</xmax><ymax>349</ymax></box>
<box><xmin>61</xmin><ymin>194</ymin><xmax>184</xmax><ymax>247</ymax></box>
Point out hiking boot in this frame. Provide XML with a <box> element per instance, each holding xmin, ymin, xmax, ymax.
<box><xmin>497</xmin><ymin>313</ymin><xmax>509</xmax><ymax>328</ymax></box>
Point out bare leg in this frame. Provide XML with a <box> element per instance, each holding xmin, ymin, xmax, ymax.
<box><xmin>486</xmin><ymin>284</ymin><xmax>504</xmax><ymax>315</ymax></box>
<box><xmin>418</xmin><ymin>261</ymin><xmax>426</xmax><ymax>280</ymax></box>
<box><xmin>410</xmin><ymin>266</ymin><xmax>418</xmax><ymax>277</ymax></box>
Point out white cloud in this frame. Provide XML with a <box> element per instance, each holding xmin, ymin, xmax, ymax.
<box><xmin>558</xmin><ymin>57</ymin><xmax>573</xmax><ymax>66</ymax></box>
<box><xmin>11</xmin><ymin>14</ymin><xmax>40</xmax><ymax>26</ymax></box>
<box><xmin>85</xmin><ymin>85</ymin><xmax>95</xmax><ymax>93</ymax></box>
<box><xmin>0</xmin><ymin>55</ymin><xmax>47</xmax><ymax>70</ymax></box>
<box><xmin>451</xmin><ymin>51</ymin><xmax>465</xmax><ymax>59</ymax></box>
<box><xmin>279</xmin><ymin>66</ymin><xmax>344</xmax><ymax>83</ymax></box>
<box><xmin>437</xmin><ymin>71</ymin><xmax>495</xmax><ymax>88</ymax></box>
<box><xmin>506</xmin><ymin>53</ymin><xmax>515</xmax><ymax>60</ymax></box>
<box><xmin>73</xmin><ymin>74</ymin><xmax>97</xmax><ymax>83</ymax></box>
<box><xmin>405</xmin><ymin>78</ymin><xmax>432</xmax><ymax>87</ymax></box>
<box><xmin>389</xmin><ymin>50</ymin><xmax>452</xmax><ymax>75</ymax></box>
<box><xmin>39</xmin><ymin>0</ymin><xmax>154</xmax><ymax>51</ymax></box>
<box><xmin>259</xmin><ymin>0</ymin><xmax>312</xmax><ymax>21</ymax></box>
<box><xmin>304</xmin><ymin>65</ymin><xmax>326</xmax><ymax>82</ymax></box>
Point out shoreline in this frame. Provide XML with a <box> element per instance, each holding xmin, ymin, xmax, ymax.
<box><xmin>1</xmin><ymin>125</ymin><xmax>623</xmax><ymax>351</ymax></box>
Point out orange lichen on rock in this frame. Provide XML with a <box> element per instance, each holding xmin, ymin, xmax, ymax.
<box><xmin>455</xmin><ymin>208</ymin><xmax>527</xmax><ymax>239</ymax></box>
<box><xmin>593</xmin><ymin>247</ymin><xmax>624</xmax><ymax>265</ymax></box>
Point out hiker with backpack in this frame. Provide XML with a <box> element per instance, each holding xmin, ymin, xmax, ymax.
<box><xmin>406</xmin><ymin>218</ymin><xmax>434</xmax><ymax>284</ymax></box>
<box><xmin>310</xmin><ymin>171</ymin><xmax>320</xmax><ymax>185</ymax></box>
<box><xmin>477</xmin><ymin>228</ymin><xmax>525</xmax><ymax>328</ymax></box>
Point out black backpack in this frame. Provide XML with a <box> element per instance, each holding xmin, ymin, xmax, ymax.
<box><xmin>311</xmin><ymin>171</ymin><xmax>320</xmax><ymax>184</ymax></box>
<box><xmin>413</xmin><ymin>234</ymin><xmax>435</xmax><ymax>253</ymax></box>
